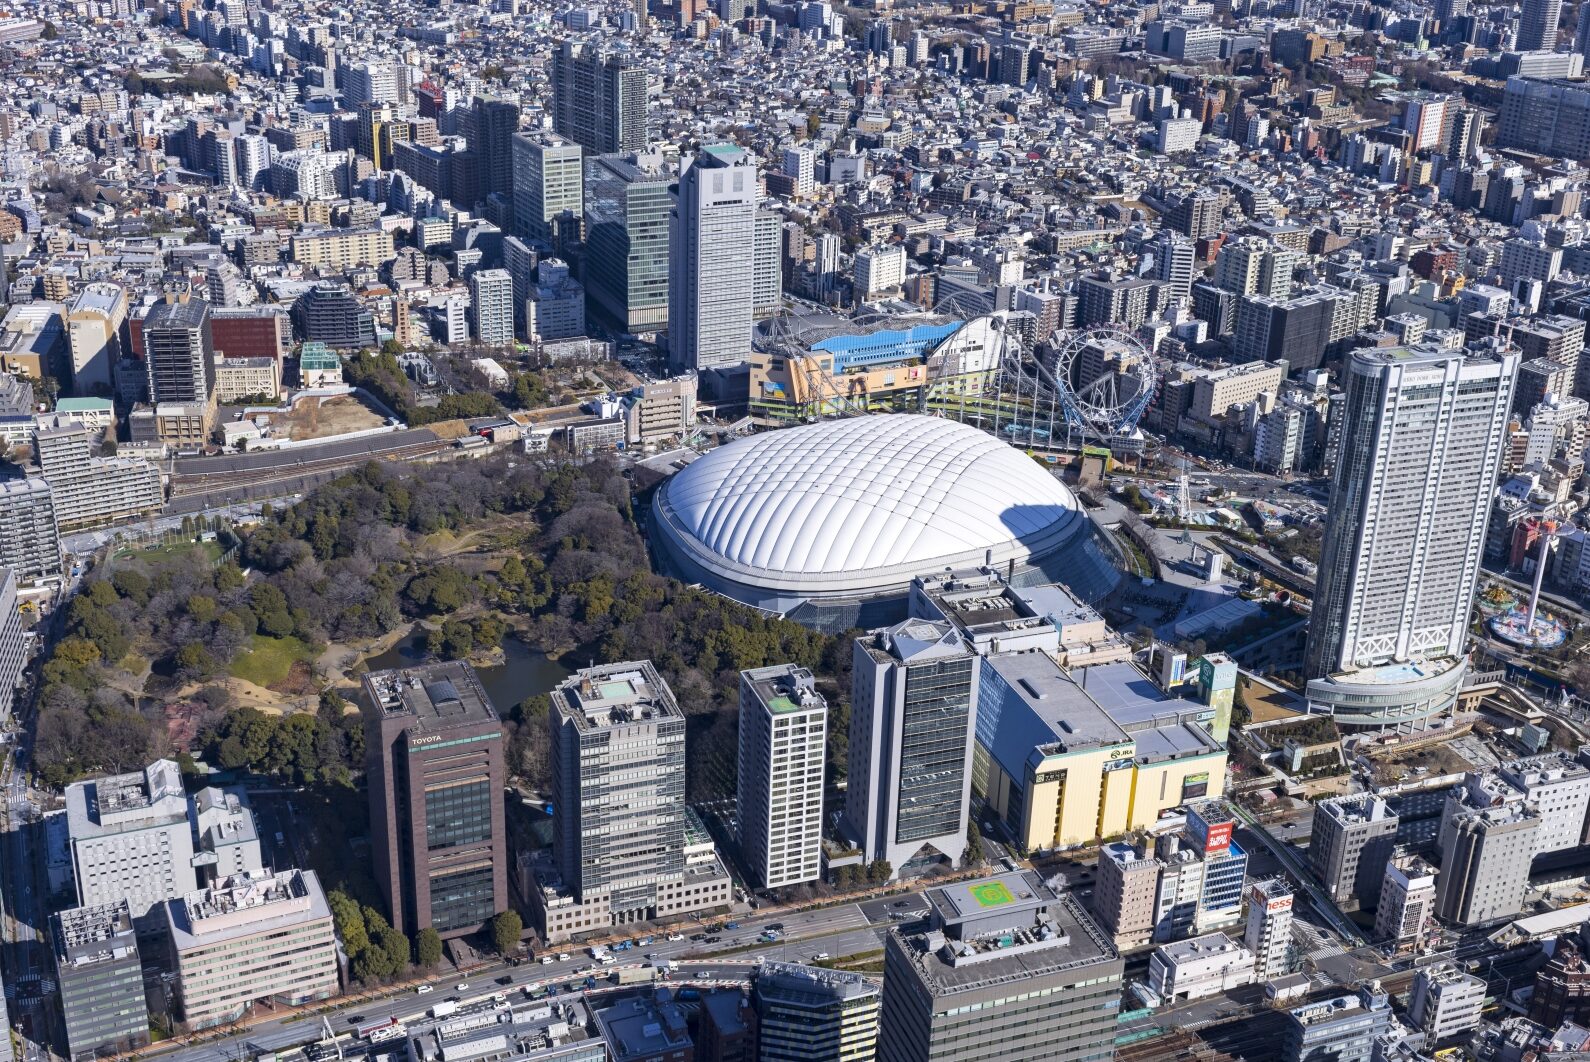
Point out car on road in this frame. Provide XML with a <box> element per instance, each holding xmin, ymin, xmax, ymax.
<box><xmin>707</xmin><ymin>923</ymin><xmax>724</xmax><ymax>932</ymax></box>
<box><xmin>813</xmin><ymin>952</ymin><xmax>829</xmax><ymax>961</ymax></box>
<box><xmin>666</xmin><ymin>933</ymin><xmax>684</xmax><ymax>941</ymax></box>
<box><xmin>415</xmin><ymin>986</ymin><xmax>433</xmax><ymax>995</ymax></box>
<box><xmin>704</xmin><ymin>936</ymin><xmax>721</xmax><ymax>943</ymax></box>
<box><xmin>892</xmin><ymin>900</ymin><xmax>910</xmax><ymax>907</ymax></box>
<box><xmin>496</xmin><ymin>976</ymin><xmax>513</xmax><ymax>986</ymax></box>
<box><xmin>455</xmin><ymin>983</ymin><xmax>469</xmax><ymax>991</ymax></box>
<box><xmin>766</xmin><ymin>922</ymin><xmax>784</xmax><ymax>931</ymax></box>
<box><xmin>347</xmin><ymin>1016</ymin><xmax>365</xmax><ymax>1025</ymax></box>
<box><xmin>690</xmin><ymin>933</ymin><xmax>705</xmax><ymax>941</ymax></box>
<box><xmin>541</xmin><ymin>956</ymin><xmax>555</xmax><ymax>965</ymax></box>
<box><xmin>724</xmin><ymin>922</ymin><xmax>740</xmax><ymax>930</ymax></box>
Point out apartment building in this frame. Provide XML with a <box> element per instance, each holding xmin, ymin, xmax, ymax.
<box><xmin>35</xmin><ymin>415</ymin><xmax>163</xmax><ymax>532</ymax></box>
<box><xmin>289</xmin><ymin>228</ymin><xmax>396</xmax><ymax>270</ymax></box>
<box><xmin>736</xmin><ymin>664</ymin><xmax>827</xmax><ymax>891</ymax></box>
<box><xmin>0</xmin><ymin>478</ymin><xmax>62</xmax><ymax>583</ymax></box>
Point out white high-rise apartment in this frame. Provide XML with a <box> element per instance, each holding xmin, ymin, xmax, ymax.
<box><xmin>0</xmin><ymin>569</ymin><xmax>26</xmax><ymax>723</ymax></box>
<box><xmin>1213</xmin><ymin>236</ymin><xmax>1293</xmax><ymax>298</ymax></box>
<box><xmin>66</xmin><ymin>283</ymin><xmax>126</xmax><ymax>394</ymax></box>
<box><xmin>1243</xmin><ymin>878</ymin><xmax>1293</xmax><ymax>981</ymax></box>
<box><xmin>469</xmin><ymin>269</ymin><xmax>515</xmax><ymax>345</ymax></box>
<box><xmin>781</xmin><ymin>147</ymin><xmax>815</xmax><ymax>196</ymax></box>
<box><xmin>1305</xmin><ymin>345</ymin><xmax>1517</xmax><ymax>731</ymax></box>
<box><xmin>754</xmin><ymin>210</ymin><xmax>784</xmax><ymax>321</ymax></box>
<box><xmin>341</xmin><ymin>61</ymin><xmax>403</xmax><ymax>108</ymax></box>
<box><xmin>668</xmin><ymin>144</ymin><xmax>757</xmax><ymax>373</ymax></box>
<box><xmin>855</xmin><ymin>244</ymin><xmax>907</xmax><ymax>299</ymax></box>
<box><xmin>35</xmin><ymin>417</ymin><xmax>163</xmax><ymax>533</ymax></box>
<box><xmin>737</xmin><ymin>665</ymin><xmax>827</xmax><ymax>890</ymax></box>
<box><xmin>1515</xmin><ymin>0</ymin><xmax>1562</xmax><ymax>51</ymax></box>
<box><xmin>1151</xmin><ymin>230</ymin><xmax>1196</xmax><ymax>302</ymax></box>
<box><xmin>0</xmin><ymin>478</ymin><xmax>63</xmax><ymax>583</ymax></box>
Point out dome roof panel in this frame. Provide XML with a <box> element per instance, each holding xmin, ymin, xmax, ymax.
<box><xmin>663</xmin><ymin>415</ymin><xmax>1079</xmax><ymax>576</ymax></box>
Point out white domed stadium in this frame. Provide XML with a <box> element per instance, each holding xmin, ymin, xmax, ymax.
<box><xmin>651</xmin><ymin>415</ymin><xmax>1120</xmax><ymax>628</ymax></box>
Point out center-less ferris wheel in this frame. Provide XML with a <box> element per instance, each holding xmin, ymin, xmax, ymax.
<box><xmin>980</xmin><ymin>319</ymin><xmax>1159</xmax><ymax>451</ymax></box>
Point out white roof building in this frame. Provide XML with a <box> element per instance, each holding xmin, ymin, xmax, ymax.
<box><xmin>651</xmin><ymin>414</ymin><xmax>1117</xmax><ymax>619</ymax></box>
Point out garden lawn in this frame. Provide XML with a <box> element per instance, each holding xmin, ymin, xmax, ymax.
<box><xmin>229</xmin><ymin>634</ymin><xmax>314</xmax><ymax>687</ymax></box>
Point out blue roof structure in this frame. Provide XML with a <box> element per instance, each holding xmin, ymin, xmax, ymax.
<box><xmin>811</xmin><ymin>321</ymin><xmax>963</xmax><ymax>371</ymax></box>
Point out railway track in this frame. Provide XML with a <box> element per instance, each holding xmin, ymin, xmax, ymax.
<box><xmin>168</xmin><ymin>438</ymin><xmax>450</xmax><ymax>497</ymax></box>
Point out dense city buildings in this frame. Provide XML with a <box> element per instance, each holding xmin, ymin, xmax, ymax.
<box><xmin>879</xmin><ymin>871</ymin><xmax>1122</xmax><ymax>1062</ymax></box>
<box><xmin>363</xmin><ymin>661</ymin><xmax>508</xmax><ymax>939</ymax></box>
<box><xmin>1310</xmin><ymin>795</ymin><xmax>1399</xmax><ymax>908</ymax></box>
<box><xmin>11</xmin><ymin>0</ymin><xmax>1590</xmax><ymax>1056</ymax></box>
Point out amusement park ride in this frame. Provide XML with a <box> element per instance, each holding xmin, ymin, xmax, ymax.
<box><xmin>762</xmin><ymin>300</ymin><xmax>1162</xmax><ymax>454</ymax></box>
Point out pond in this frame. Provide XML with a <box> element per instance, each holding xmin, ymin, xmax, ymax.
<box><xmin>362</xmin><ymin>626</ymin><xmax>572</xmax><ymax>712</ymax></box>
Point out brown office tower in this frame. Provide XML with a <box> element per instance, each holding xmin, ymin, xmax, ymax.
<box><xmin>364</xmin><ymin>661</ymin><xmax>507</xmax><ymax>939</ymax></box>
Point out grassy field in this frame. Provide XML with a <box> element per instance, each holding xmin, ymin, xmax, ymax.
<box><xmin>115</xmin><ymin>538</ymin><xmax>224</xmax><ymax>565</ymax></box>
<box><xmin>229</xmin><ymin>634</ymin><xmax>314</xmax><ymax>687</ymax></box>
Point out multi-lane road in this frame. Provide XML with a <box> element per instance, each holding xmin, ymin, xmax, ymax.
<box><xmin>2</xmin><ymin>742</ymin><xmax>52</xmax><ymax>1062</ymax></box>
<box><xmin>139</xmin><ymin>890</ymin><xmax>923</xmax><ymax>1062</ymax></box>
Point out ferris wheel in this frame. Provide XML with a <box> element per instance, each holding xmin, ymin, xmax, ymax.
<box><xmin>1049</xmin><ymin>324</ymin><xmax>1159</xmax><ymax>444</ymax></box>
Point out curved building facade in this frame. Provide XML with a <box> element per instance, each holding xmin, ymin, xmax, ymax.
<box><xmin>1304</xmin><ymin>656</ymin><xmax>1467</xmax><ymax>732</ymax></box>
<box><xmin>651</xmin><ymin>414</ymin><xmax>1119</xmax><ymax>628</ymax></box>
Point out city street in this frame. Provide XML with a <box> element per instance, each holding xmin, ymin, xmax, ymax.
<box><xmin>135</xmin><ymin>891</ymin><xmax>922</xmax><ymax>1062</ymax></box>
